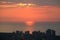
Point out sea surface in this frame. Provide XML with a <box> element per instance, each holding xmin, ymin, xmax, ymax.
<box><xmin>0</xmin><ymin>22</ymin><xmax>60</xmax><ymax>35</ymax></box>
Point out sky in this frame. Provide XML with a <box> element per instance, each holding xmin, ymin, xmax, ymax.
<box><xmin>0</xmin><ymin>0</ymin><xmax>60</xmax><ymax>35</ymax></box>
<box><xmin>0</xmin><ymin>0</ymin><xmax>60</xmax><ymax>22</ymax></box>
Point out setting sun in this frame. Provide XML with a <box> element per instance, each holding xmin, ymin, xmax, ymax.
<box><xmin>25</xmin><ymin>21</ymin><xmax>34</xmax><ymax>26</ymax></box>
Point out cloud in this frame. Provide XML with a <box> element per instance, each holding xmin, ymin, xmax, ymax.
<box><xmin>0</xmin><ymin>5</ymin><xmax>18</xmax><ymax>8</ymax></box>
<box><xmin>0</xmin><ymin>0</ymin><xmax>60</xmax><ymax>8</ymax></box>
<box><xmin>0</xmin><ymin>1</ymin><xmax>16</xmax><ymax>4</ymax></box>
<box><xmin>0</xmin><ymin>1</ymin><xmax>13</xmax><ymax>4</ymax></box>
<box><xmin>0</xmin><ymin>0</ymin><xmax>60</xmax><ymax>6</ymax></box>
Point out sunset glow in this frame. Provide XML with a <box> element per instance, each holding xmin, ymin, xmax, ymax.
<box><xmin>0</xmin><ymin>6</ymin><xmax>60</xmax><ymax>22</ymax></box>
<box><xmin>17</xmin><ymin>3</ymin><xmax>27</xmax><ymax>7</ymax></box>
<box><xmin>17</xmin><ymin>3</ymin><xmax>35</xmax><ymax>7</ymax></box>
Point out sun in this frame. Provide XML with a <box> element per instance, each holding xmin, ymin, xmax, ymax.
<box><xmin>25</xmin><ymin>21</ymin><xmax>34</xmax><ymax>26</ymax></box>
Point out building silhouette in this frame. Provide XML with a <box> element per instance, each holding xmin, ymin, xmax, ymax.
<box><xmin>0</xmin><ymin>29</ymin><xmax>60</xmax><ymax>40</ymax></box>
<box><xmin>46</xmin><ymin>29</ymin><xmax>56</xmax><ymax>40</ymax></box>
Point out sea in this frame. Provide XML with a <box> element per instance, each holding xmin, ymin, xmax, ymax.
<box><xmin>0</xmin><ymin>22</ymin><xmax>60</xmax><ymax>35</ymax></box>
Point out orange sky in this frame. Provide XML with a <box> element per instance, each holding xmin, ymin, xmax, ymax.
<box><xmin>0</xmin><ymin>6</ymin><xmax>60</xmax><ymax>22</ymax></box>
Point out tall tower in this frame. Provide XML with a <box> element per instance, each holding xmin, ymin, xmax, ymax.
<box><xmin>46</xmin><ymin>29</ymin><xmax>56</xmax><ymax>40</ymax></box>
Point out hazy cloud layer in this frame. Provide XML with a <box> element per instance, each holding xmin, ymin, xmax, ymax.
<box><xmin>0</xmin><ymin>0</ymin><xmax>60</xmax><ymax>6</ymax></box>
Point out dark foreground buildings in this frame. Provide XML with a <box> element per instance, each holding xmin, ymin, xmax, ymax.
<box><xmin>0</xmin><ymin>29</ymin><xmax>60</xmax><ymax>40</ymax></box>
